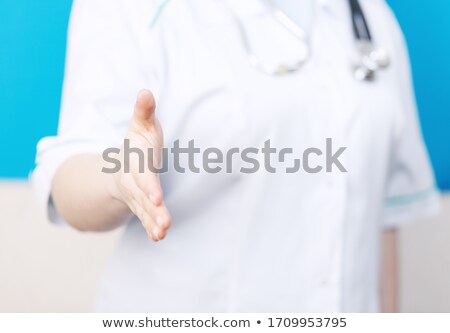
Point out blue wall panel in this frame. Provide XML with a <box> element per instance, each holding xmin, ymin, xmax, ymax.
<box><xmin>0</xmin><ymin>0</ymin><xmax>71</xmax><ymax>178</ymax></box>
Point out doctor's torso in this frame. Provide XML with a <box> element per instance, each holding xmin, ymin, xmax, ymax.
<box><xmin>35</xmin><ymin>0</ymin><xmax>437</xmax><ymax>312</ymax></box>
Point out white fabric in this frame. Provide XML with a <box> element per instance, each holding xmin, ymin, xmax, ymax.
<box><xmin>32</xmin><ymin>0</ymin><xmax>440</xmax><ymax>312</ymax></box>
<box><xmin>267</xmin><ymin>0</ymin><xmax>315</xmax><ymax>34</ymax></box>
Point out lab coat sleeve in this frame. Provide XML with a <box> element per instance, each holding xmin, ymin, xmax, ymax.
<box><xmin>380</xmin><ymin>3</ymin><xmax>440</xmax><ymax>230</ymax></box>
<box><xmin>31</xmin><ymin>0</ymin><xmax>167</xmax><ymax>224</ymax></box>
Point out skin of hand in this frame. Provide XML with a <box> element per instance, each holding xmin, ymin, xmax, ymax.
<box><xmin>51</xmin><ymin>90</ymin><xmax>171</xmax><ymax>242</ymax></box>
<box><xmin>107</xmin><ymin>90</ymin><xmax>172</xmax><ymax>241</ymax></box>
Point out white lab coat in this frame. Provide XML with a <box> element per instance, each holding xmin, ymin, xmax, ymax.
<box><xmin>32</xmin><ymin>0</ymin><xmax>440</xmax><ymax>312</ymax></box>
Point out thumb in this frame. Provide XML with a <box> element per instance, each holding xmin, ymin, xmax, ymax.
<box><xmin>133</xmin><ymin>89</ymin><xmax>156</xmax><ymax>125</ymax></box>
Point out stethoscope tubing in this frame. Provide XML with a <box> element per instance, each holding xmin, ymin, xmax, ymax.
<box><xmin>229</xmin><ymin>0</ymin><xmax>389</xmax><ymax>80</ymax></box>
<box><xmin>348</xmin><ymin>0</ymin><xmax>372</xmax><ymax>41</ymax></box>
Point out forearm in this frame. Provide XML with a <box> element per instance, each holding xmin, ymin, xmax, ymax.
<box><xmin>51</xmin><ymin>153</ymin><xmax>131</xmax><ymax>232</ymax></box>
<box><xmin>380</xmin><ymin>229</ymin><xmax>399</xmax><ymax>313</ymax></box>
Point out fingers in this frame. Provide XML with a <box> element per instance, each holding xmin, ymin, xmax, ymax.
<box><xmin>129</xmin><ymin>188</ymin><xmax>172</xmax><ymax>242</ymax></box>
<box><xmin>117</xmin><ymin>171</ymin><xmax>171</xmax><ymax>242</ymax></box>
<box><xmin>132</xmin><ymin>170</ymin><xmax>169</xmax><ymax>241</ymax></box>
<box><xmin>133</xmin><ymin>89</ymin><xmax>156</xmax><ymax>129</ymax></box>
<box><xmin>133</xmin><ymin>169</ymin><xmax>164</xmax><ymax>206</ymax></box>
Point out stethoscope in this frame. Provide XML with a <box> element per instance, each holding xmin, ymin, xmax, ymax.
<box><xmin>232</xmin><ymin>0</ymin><xmax>390</xmax><ymax>81</ymax></box>
<box><xmin>348</xmin><ymin>0</ymin><xmax>390</xmax><ymax>81</ymax></box>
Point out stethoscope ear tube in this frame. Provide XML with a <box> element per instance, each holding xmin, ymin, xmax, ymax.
<box><xmin>348</xmin><ymin>0</ymin><xmax>372</xmax><ymax>41</ymax></box>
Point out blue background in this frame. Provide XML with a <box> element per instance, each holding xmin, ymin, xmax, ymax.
<box><xmin>0</xmin><ymin>0</ymin><xmax>449</xmax><ymax>189</ymax></box>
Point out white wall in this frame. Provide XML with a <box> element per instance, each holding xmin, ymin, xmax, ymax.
<box><xmin>0</xmin><ymin>181</ymin><xmax>449</xmax><ymax>312</ymax></box>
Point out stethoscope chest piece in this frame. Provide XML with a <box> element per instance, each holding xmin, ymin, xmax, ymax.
<box><xmin>353</xmin><ymin>41</ymin><xmax>390</xmax><ymax>81</ymax></box>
